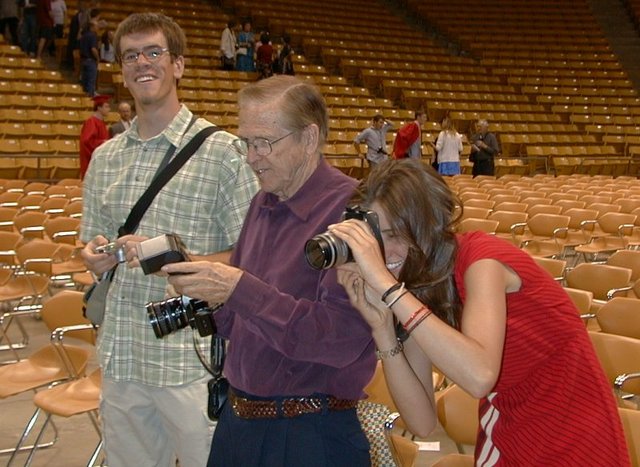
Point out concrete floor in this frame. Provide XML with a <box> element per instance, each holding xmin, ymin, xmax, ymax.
<box><xmin>0</xmin><ymin>311</ymin><xmax>461</xmax><ymax>467</ymax></box>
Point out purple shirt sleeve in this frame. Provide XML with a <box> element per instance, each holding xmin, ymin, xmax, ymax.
<box><xmin>215</xmin><ymin>160</ymin><xmax>376</xmax><ymax>399</ymax></box>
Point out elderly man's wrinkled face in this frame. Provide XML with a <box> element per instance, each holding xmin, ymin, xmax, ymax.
<box><xmin>238</xmin><ymin>99</ymin><xmax>318</xmax><ymax>201</ymax></box>
<box><xmin>118</xmin><ymin>103</ymin><xmax>132</xmax><ymax>121</ymax></box>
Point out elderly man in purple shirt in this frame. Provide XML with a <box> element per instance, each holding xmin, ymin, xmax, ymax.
<box><xmin>164</xmin><ymin>75</ymin><xmax>376</xmax><ymax>466</ymax></box>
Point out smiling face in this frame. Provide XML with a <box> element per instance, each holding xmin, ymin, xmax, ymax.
<box><xmin>119</xmin><ymin>30</ymin><xmax>183</xmax><ymax>110</ymax></box>
<box><xmin>238</xmin><ymin>98</ymin><xmax>320</xmax><ymax>200</ymax></box>
<box><xmin>371</xmin><ymin>200</ymin><xmax>409</xmax><ymax>278</ymax></box>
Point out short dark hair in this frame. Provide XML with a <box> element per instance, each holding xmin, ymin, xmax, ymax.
<box><xmin>414</xmin><ymin>110</ymin><xmax>426</xmax><ymax>120</ymax></box>
<box><xmin>114</xmin><ymin>13</ymin><xmax>187</xmax><ymax>65</ymax></box>
<box><xmin>372</xmin><ymin>114</ymin><xmax>384</xmax><ymax>123</ymax></box>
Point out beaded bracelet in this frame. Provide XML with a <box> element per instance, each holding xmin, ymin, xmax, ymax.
<box><xmin>405</xmin><ymin>308</ymin><xmax>433</xmax><ymax>335</ymax></box>
<box><xmin>375</xmin><ymin>340</ymin><xmax>404</xmax><ymax>360</ymax></box>
<box><xmin>381</xmin><ymin>282</ymin><xmax>403</xmax><ymax>303</ymax></box>
<box><xmin>402</xmin><ymin>305</ymin><xmax>427</xmax><ymax>331</ymax></box>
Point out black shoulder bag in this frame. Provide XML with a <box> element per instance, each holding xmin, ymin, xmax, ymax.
<box><xmin>83</xmin><ymin>124</ymin><xmax>221</xmax><ymax>325</ymax></box>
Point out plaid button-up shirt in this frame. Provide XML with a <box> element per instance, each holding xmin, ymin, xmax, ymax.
<box><xmin>81</xmin><ymin>105</ymin><xmax>259</xmax><ymax>386</ymax></box>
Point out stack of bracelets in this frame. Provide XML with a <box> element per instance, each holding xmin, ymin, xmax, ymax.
<box><xmin>375</xmin><ymin>282</ymin><xmax>433</xmax><ymax>360</ymax></box>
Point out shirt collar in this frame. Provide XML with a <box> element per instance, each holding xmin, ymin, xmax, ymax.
<box><xmin>127</xmin><ymin>104</ymin><xmax>193</xmax><ymax>146</ymax></box>
<box><xmin>260</xmin><ymin>159</ymin><xmax>336</xmax><ymax>222</ymax></box>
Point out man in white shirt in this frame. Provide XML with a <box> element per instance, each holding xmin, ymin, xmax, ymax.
<box><xmin>219</xmin><ymin>20</ymin><xmax>237</xmax><ymax>70</ymax></box>
<box><xmin>353</xmin><ymin>114</ymin><xmax>393</xmax><ymax>167</ymax></box>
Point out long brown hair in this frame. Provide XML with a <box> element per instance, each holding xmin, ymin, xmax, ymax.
<box><xmin>353</xmin><ymin>159</ymin><xmax>463</xmax><ymax>327</ymax></box>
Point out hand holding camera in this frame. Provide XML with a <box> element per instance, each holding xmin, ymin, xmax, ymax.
<box><xmin>82</xmin><ymin>236</ymin><xmax>125</xmax><ymax>277</ymax></box>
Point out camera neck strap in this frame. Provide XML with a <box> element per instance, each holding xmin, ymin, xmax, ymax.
<box><xmin>193</xmin><ymin>333</ymin><xmax>225</xmax><ymax>378</ymax></box>
<box><xmin>118</xmin><ymin>120</ymin><xmax>221</xmax><ymax>237</ymax></box>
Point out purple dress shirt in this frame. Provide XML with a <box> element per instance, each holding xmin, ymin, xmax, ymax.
<box><xmin>216</xmin><ymin>159</ymin><xmax>376</xmax><ymax>400</ymax></box>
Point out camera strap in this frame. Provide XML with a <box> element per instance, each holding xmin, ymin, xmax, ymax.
<box><xmin>193</xmin><ymin>332</ymin><xmax>225</xmax><ymax>378</ymax></box>
<box><xmin>118</xmin><ymin>120</ymin><xmax>222</xmax><ymax>237</ymax></box>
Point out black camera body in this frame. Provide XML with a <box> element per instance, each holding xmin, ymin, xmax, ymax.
<box><xmin>376</xmin><ymin>147</ymin><xmax>387</xmax><ymax>155</ymax></box>
<box><xmin>304</xmin><ymin>205</ymin><xmax>385</xmax><ymax>270</ymax></box>
<box><xmin>138</xmin><ymin>233</ymin><xmax>219</xmax><ymax>339</ymax></box>
<box><xmin>146</xmin><ymin>296</ymin><xmax>219</xmax><ymax>339</ymax></box>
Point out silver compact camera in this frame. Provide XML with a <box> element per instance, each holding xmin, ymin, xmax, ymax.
<box><xmin>95</xmin><ymin>242</ymin><xmax>126</xmax><ymax>263</ymax></box>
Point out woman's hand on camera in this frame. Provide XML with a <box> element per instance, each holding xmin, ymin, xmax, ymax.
<box><xmin>162</xmin><ymin>261</ymin><xmax>243</xmax><ymax>304</ymax></box>
<box><xmin>329</xmin><ymin>219</ymin><xmax>397</xmax><ymax>296</ymax></box>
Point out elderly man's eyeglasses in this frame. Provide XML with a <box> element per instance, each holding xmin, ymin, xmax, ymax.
<box><xmin>232</xmin><ymin>131</ymin><xmax>295</xmax><ymax>157</ymax></box>
<box><xmin>121</xmin><ymin>46</ymin><xmax>170</xmax><ymax>65</ymax></box>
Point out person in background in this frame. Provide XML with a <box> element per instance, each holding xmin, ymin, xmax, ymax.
<box><xmin>392</xmin><ymin>110</ymin><xmax>427</xmax><ymax>159</ymax></box>
<box><xmin>108</xmin><ymin>100</ymin><xmax>133</xmax><ymax>137</ymax></box>
<box><xmin>434</xmin><ymin>116</ymin><xmax>463</xmax><ymax>176</ymax></box>
<box><xmin>255</xmin><ymin>31</ymin><xmax>274</xmax><ymax>80</ymax></box>
<box><xmin>330</xmin><ymin>158</ymin><xmax>631</xmax><ymax>466</ymax></box>
<box><xmin>164</xmin><ymin>75</ymin><xmax>376</xmax><ymax>466</ymax></box>
<box><xmin>470</xmin><ymin>119</ymin><xmax>499</xmax><ymax>177</ymax></box>
<box><xmin>79</xmin><ymin>94</ymin><xmax>110</xmax><ymax>179</ymax></box>
<box><xmin>63</xmin><ymin>0</ymin><xmax>88</xmax><ymax>69</ymax></box>
<box><xmin>219</xmin><ymin>19</ymin><xmax>237</xmax><ymax>70</ymax></box>
<box><xmin>49</xmin><ymin>0</ymin><xmax>65</xmax><ymax>55</ymax></box>
<box><xmin>35</xmin><ymin>0</ymin><xmax>53</xmax><ymax>59</ymax></box>
<box><xmin>353</xmin><ymin>114</ymin><xmax>393</xmax><ymax>168</ymax></box>
<box><xmin>19</xmin><ymin>0</ymin><xmax>38</xmax><ymax>56</ymax></box>
<box><xmin>78</xmin><ymin>17</ymin><xmax>99</xmax><ymax>96</ymax></box>
<box><xmin>235</xmin><ymin>20</ymin><xmax>254</xmax><ymax>72</ymax></box>
<box><xmin>80</xmin><ymin>13</ymin><xmax>258</xmax><ymax>467</ymax></box>
<box><xmin>277</xmin><ymin>33</ymin><xmax>294</xmax><ymax>75</ymax></box>
<box><xmin>99</xmin><ymin>28</ymin><xmax>115</xmax><ymax>62</ymax></box>
<box><xmin>0</xmin><ymin>0</ymin><xmax>20</xmax><ymax>46</ymax></box>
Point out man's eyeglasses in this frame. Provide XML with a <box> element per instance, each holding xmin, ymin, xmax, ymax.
<box><xmin>121</xmin><ymin>46</ymin><xmax>170</xmax><ymax>65</ymax></box>
<box><xmin>232</xmin><ymin>131</ymin><xmax>296</xmax><ymax>157</ymax></box>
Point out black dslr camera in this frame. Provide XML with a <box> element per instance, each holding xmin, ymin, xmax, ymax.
<box><xmin>304</xmin><ymin>205</ymin><xmax>385</xmax><ymax>270</ymax></box>
<box><xmin>146</xmin><ymin>296</ymin><xmax>220</xmax><ymax>339</ymax></box>
<box><xmin>139</xmin><ymin>234</ymin><xmax>219</xmax><ymax>338</ymax></box>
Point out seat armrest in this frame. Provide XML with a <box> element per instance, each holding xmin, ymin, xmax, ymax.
<box><xmin>51</xmin><ymin>323</ymin><xmax>96</xmax><ymax>341</ymax></box>
<box><xmin>607</xmin><ymin>285</ymin><xmax>632</xmax><ymax>300</ymax></box>
<box><xmin>618</xmin><ymin>223</ymin><xmax>635</xmax><ymax>236</ymax></box>
<box><xmin>614</xmin><ymin>372</ymin><xmax>640</xmax><ymax>400</ymax></box>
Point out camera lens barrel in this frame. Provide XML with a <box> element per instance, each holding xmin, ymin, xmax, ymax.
<box><xmin>146</xmin><ymin>296</ymin><xmax>217</xmax><ymax>338</ymax></box>
<box><xmin>304</xmin><ymin>233</ymin><xmax>351</xmax><ymax>270</ymax></box>
<box><xmin>146</xmin><ymin>296</ymin><xmax>191</xmax><ymax>338</ymax></box>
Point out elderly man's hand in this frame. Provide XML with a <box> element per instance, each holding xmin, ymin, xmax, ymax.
<box><xmin>162</xmin><ymin>261</ymin><xmax>243</xmax><ymax>305</ymax></box>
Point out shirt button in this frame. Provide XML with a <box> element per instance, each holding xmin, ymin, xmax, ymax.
<box><xmin>135</xmin><ymin>176</ymin><xmax>142</xmax><ymax>182</ymax></box>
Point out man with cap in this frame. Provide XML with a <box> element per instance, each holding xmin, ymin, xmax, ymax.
<box><xmin>79</xmin><ymin>94</ymin><xmax>110</xmax><ymax>178</ymax></box>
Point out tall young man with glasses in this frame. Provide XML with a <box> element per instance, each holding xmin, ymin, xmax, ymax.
<box><xmin>80</xmin><ymin>13</ymin><xmax>258</xmax><ymax>467</ymax></box>
<box><xmin>164</xmin><ymin>75</ymin><xmax>376</xmax><ymax>466</ymax></box>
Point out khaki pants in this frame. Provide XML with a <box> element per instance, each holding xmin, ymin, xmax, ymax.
<box><xmin>101</xmin><ymin>375</ymin><xmax>215</xmax><ymax>467</ymax></box>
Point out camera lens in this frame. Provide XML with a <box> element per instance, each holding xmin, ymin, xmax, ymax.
<box><xmin>304</xmin><ymin>233</ymin><xmax>350</xmax><ymax>270</ymax></box>
<box><xmin>146</xmin><ymin>297</ymin><xmax>190</xmax><ymax>338</ymax></box>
